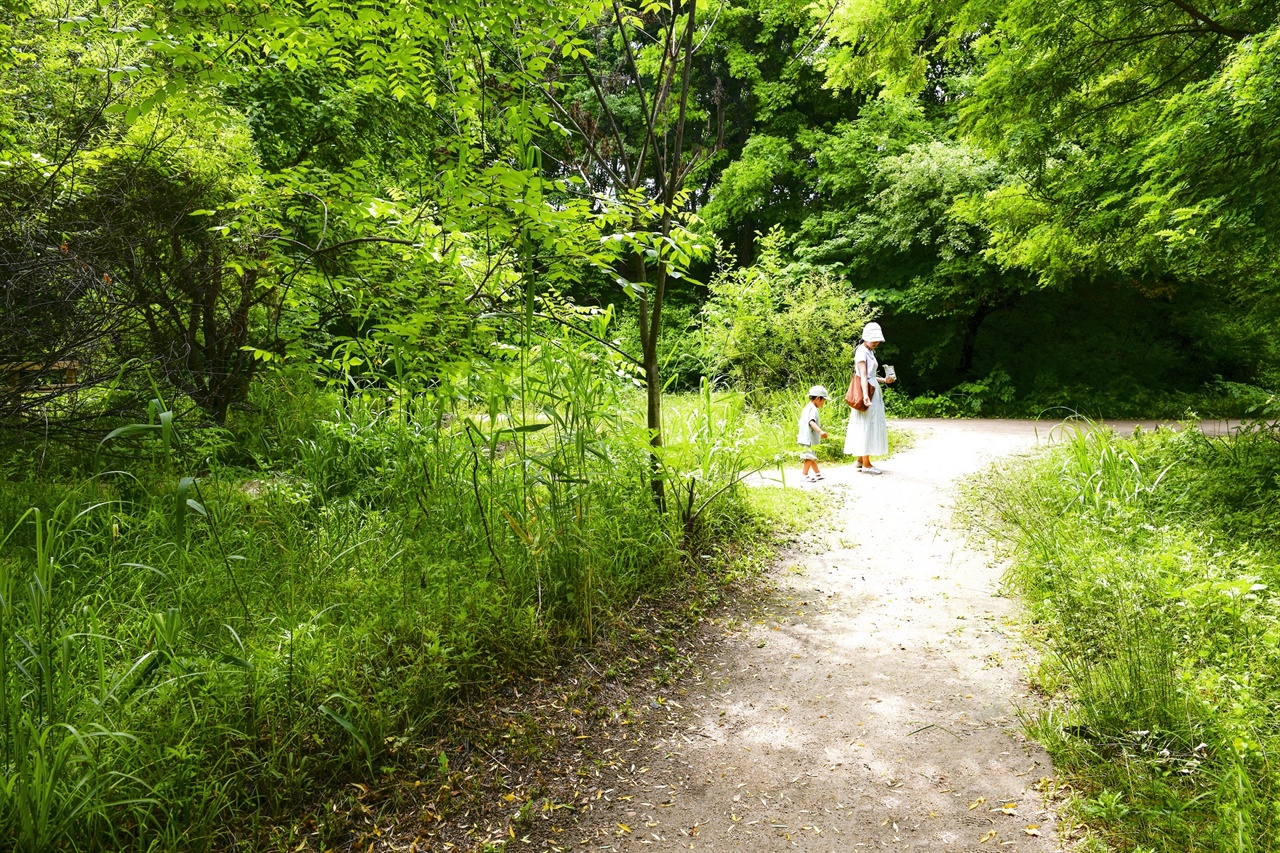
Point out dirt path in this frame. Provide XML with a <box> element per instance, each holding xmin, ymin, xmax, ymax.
<box><xmin>574</xmin><ymin>419</ymin><xmax>1069</xmax><ymax>851</ymax></box>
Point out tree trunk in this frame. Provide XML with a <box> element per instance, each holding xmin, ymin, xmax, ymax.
<box><xmin>959</xmin><ymin>304</ymin><xmax>997</xmax><ymax>376</ymax></box>
<box><xmin>634</xmin><ymin>251</ymin><xmax>666</xmax><ymax>511</ymax></box>
<box><xmin>644</xmin><ymin>333</ymin><xmax>665</xmax><ymax>511</ymax></box>
<box><xmin>560</xmin><ymin>0</ymin><xmax>703</xmax><ymax>513</ymax></box>
<box><xmin>737</xmin><ymin>216</ymin><xmax>754</xmax><ymax>267</ymax></box>
<box><xmin>643</xmin><ymin>0</ymin><xmax>697</xmax><ymax>511</ymax></box>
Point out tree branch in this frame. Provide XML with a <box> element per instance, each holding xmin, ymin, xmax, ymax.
<box><xmin>650</xmin><ymin>0</ymin><xmax>698</xmax><ymax>350</ymax></box>
<box><xmin>1164</xmin><ymin>0</ymin><xmax>1250</xmax><ymax>40</ymax></box>
<box><xmin>612</xmin><ymin>0</ymin><xmax>666</xmax><ymax>188</ymax></box>
<box><xmin>578</xmin><ymin>54</ymin><xmax>633</xmax><ymax>177</ymax></box>
<box><xmin>484</xmin><ymin>310</ymin><xmax>643</xmax><ymax>367</ymax></box>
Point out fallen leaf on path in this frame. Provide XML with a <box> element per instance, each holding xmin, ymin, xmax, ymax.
<box><xmin>1025</xmin><ymin>825</ymin><xmax>1042</xmax><ymax>836</ymax></box>
<box><xmin>979</xmin><ymin>829</ymin><xmax>997</xmax><ymax>842</ymax></box>
<box><xmin>968</xmin><ymin>797</ymin><xmax>986</xmax><ymax>810</ymax></box>
<box><xmin>991</xmin><ymin>802</ymin><xmax>1017</xmax><ymax>815</ymax></box>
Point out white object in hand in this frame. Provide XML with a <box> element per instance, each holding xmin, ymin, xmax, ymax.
<box><xmin>884</xmin><ymin>364</ymin><xmax>896</xmax><ymax>380</ymax></box>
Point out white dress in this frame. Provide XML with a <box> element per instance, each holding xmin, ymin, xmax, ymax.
<box><xmin>844</xmin><ymin>343</ymin><xmax>888</xmax><ymax>457</ymax></box>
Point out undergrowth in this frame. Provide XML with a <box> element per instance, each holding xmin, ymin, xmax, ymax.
<box><xmin>885</xmin><ymin>370</ymin><xmax>1277</xmax><ymax>420</ymax></box>
<box><xmin>272</xmin><ymin>481</ymin><xmax>826</xmax><ymax>851</ymax></box>
<box><xmin>0</xmin><ymin>337</ymin><xmax>809</xmax><ymax>851</ymax></box>
<box><xmin>972</xmin><ymin>420</ymin><xmax>1280</xmax><ymax>851</ymax></box>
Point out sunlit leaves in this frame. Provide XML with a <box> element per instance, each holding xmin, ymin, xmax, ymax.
<box><xmin>816</xmin><ymin>0</ymin><xmax>1280</xmax><ymax>311</ymax></box>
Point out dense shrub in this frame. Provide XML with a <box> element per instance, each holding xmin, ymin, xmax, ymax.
<box><xmin>696</xmin><ymin>229</ymin><xmax>876</xmax><ymax>395</ymax></box>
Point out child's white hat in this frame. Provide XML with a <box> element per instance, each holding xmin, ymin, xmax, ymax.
<box><xmin>808</xmin><ymin>385</ymin><xmax>829</xmax><ymax>398</ymax></box>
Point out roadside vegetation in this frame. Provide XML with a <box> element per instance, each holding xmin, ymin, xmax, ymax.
<box><xmin>0</xmin><ymin>348</ymin><xmax>848</xmax><ymax>850</ymax></box>
<box><xmin>977</xmin><ymin>421</ymin><xmax>1280</xmax><ymax>851</ymax></box>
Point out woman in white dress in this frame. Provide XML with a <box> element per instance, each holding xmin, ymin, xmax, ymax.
<box><xmin>844</xmin><ymin>322</ymin><xmax>895</xmax><ymax>474</ymax></box>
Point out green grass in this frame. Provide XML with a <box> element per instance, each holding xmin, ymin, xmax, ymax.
<box><xmin>726</xmin><ymin>386</ymin><xmax>911</xmax><ymax>467</ymax></box>
<box><xmin>0</xmin><ymin>351</ymin><xmax>832</xmax><ymax>851</ymax></box>
<box><xmin>971</xmin><ymin>420</ymin><xmax>1280</xmax><ymax>851</ymax></box>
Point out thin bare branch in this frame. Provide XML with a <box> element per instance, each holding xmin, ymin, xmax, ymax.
<box><xmin>578</xmin><ymin>54</ymin><xmax>634</xmax><ymax>177</ymax></box>
<box><xmin>612</xmin><ymin>0</ymin><xmax>666</xmax><ymax>188</ymax></box>
<box><xmin>1164</xmin><ymin>0</ymin><xmax>1251</xmax><ymax>39</ymax></box>
<box><xmin>692</xmin><ymin>0</ymin><xmax>725</xmax><ymax>54</ymax></box>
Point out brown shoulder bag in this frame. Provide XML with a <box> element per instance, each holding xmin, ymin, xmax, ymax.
<box><xmin>845</xmin><ymin>373</ymin><xmax>876</xmax><ymax>411</ymax></box>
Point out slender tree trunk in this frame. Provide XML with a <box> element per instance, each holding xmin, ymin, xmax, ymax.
<box><xmin>558</xmin><ymin>0</ymin><xmax>705</xmax><ymax>512</ymax></box>
<box><xmin>633</xmin><ymin>250</ymin><xmax>666</xmax><ymax>511</ymax></box>
<box><xmin>644</xmin><ymin>332</ymin><xmax>665</xmax><ymax>511</ymax></box>
<box><xmin>959</xmin><ymin>305</ymin><xmax>993</xmax><ymax>376</ymax></box>
<box><xmin>737</xmin><ymin>216</ymin><xmax>754</xmax><ymax>267</ymax></box>
<box><xmin>635</xmin><ymin>0</ymin><xmax>698</xmax><ymax>512</ymax></box>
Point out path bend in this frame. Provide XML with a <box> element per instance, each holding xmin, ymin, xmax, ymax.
<box><xmin>578</xmin><ymin>419</ymin><xmax>1068</xmax><ymax>851</ymax></box>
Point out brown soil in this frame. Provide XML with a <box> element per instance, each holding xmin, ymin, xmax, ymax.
<box><xmin>564</xmin><ymin>419</ymin><xmax>1065</xmax><ymax>851</ymax></box>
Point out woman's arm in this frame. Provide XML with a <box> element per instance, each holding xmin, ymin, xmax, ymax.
<box><xmin>856</xmin><ymin>358</ymin><xmax>871</xmax><ymax>400</ymax></box>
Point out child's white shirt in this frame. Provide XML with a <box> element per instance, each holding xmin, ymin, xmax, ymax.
<box><xmin>797</xmin><ymin>401</ymin><xmax>822</xmax><ymax>446</ymax></box>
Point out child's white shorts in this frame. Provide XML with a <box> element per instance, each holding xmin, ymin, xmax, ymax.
<box><xmin>798</xmin><ymin>448</ymin><xmax>817</xmax><ymax>461</ymax></box>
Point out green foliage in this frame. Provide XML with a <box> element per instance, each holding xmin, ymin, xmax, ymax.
<box><xmin>819</xmin><ymin>0</ymin><xmax>1280</xmax><ymax>318</ymax></box>
<box><xmin>882</xmin><ymin>367</ymin><xmax>1016</xmax><ymax>417</ymax></box>
<box><xmin>0</xmin><ymin>0</ymin><xmax>626</xmax><ymax>429</ymax></box>
<box><xmin>0</xmin><ymin>328</ymin><xmax>779</xmax><ymax>850</ymax></box>
<box><xmin>611</xmin><ymin>301</ymin><xmax>707</xmax><ymax>391</ymax></box>
<box><xmin>697</xmin><ymin>228</ymin><xmax>876</xmax><ymax>393</ymax></box>
<box><xmin>6</xmin><ymin>0</ymin><xmax>1280</xmax><ymax>840</ymax></box>
<box><xmin>976</xmin><ymin>422</ymin><xmax>1280</xmax><ymax>849</ymax></box>
<box><xmin>700</xmin><ymin>134</ymin><xmax>798</xmax><ymax>233</ymax></box>
<box><xmin>706</xmin><ymin>94</ymin><xmax>1057</xmax><ymax>394</ymax></box>
<box><xmin>687</xmin><ymin>0</ymin><xmax>1280</xmax><ymax>407</ymax></box>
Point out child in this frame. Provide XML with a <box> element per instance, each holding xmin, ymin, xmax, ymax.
<box><xmin>797</xmin><ymin>385</ymin><xmax>830</xmax><ymax>482</ymax></box>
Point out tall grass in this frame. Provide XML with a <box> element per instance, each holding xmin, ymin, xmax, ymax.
<box><xmin>0</xmin><ymin>332</ymin><xmax>787</xmax><ymax>851</ymax></box>
<box><xmin>976</xmin><ymin>421</ymin><xmax>1280</xmax><ymax>851</ymax></box>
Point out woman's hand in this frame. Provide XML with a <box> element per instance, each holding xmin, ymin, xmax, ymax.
<box><xmin>882</xmin><ymin>376</ymin><xmax>895</xmax><ymax>384</ymax></box>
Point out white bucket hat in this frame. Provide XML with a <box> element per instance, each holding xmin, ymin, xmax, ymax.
<box><xmin>862</xmin><ymin>322</ymin><xmax>885</xmax><ymax>343</ymax></box>
<box><xmin>808</xmin><ymin>385</ymin><xmax>830</xmax><ymax>399</ymax></box>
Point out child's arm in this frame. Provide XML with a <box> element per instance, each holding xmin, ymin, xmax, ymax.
<box><xmin>809</xmin><ymin>419</ymin><xmax>828</xmax><ymax>440</ymax></box>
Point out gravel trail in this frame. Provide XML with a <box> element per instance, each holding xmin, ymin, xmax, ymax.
<box><xmin>578</xmin><ymin>419</ymin><xmax>1067</xmax><ymax>851</ymax></box>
